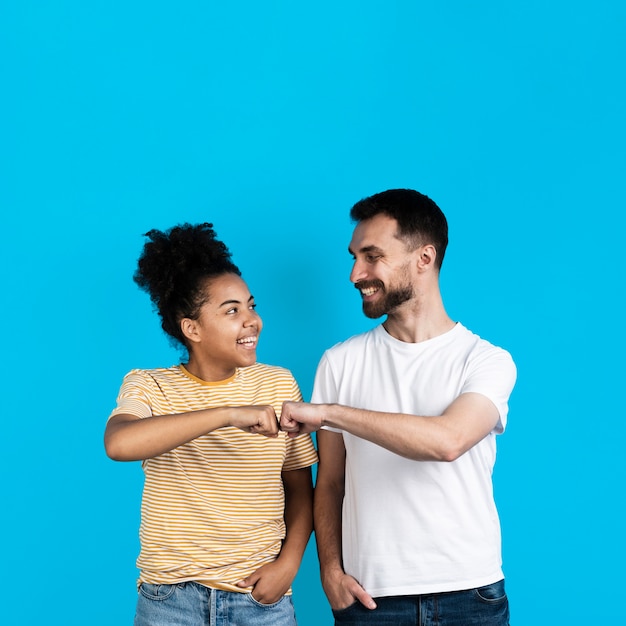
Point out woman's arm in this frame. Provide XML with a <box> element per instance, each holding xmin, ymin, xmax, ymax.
<box><xmin>104</xmin><ymin>404</ymin><xmax>280</xmax><ymax>461</ymax></box>
<box><xmin>236</xmin><ymin>465</ymin><xmax>314</xmax><ymax>603</ymax></box>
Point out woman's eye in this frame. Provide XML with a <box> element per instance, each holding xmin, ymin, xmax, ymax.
<box><xmin>227</xmin><ymin>308</ymin><xmax>238</xmax><ymax>315</ymax></box>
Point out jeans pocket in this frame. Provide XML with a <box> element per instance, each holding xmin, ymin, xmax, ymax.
<box><xmin>246</xmin><ymin>592</ymin><xmax>288</xmax><ymax>609</ymax></box>
<box><xmin>474</xmin><ymin>579</ymin><xmax>507</xmax><ymax>604</ymax></box>
<box><xmin>331</xmin><ymin>601</ymin><xmax>360</xmax><ymax>616</ymax></box>
<box><xmin>138</xmin><ymin>583</ymin><xmax>179</xmax><ymax>601</ymax></box>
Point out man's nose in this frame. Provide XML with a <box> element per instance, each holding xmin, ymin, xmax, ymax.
<box><xmin>350</xmin><ymin>259</ymin><xmax>367</xmax><ymax>284</ymax></box>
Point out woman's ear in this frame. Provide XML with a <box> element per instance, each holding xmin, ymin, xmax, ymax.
<box><xmin>180</xmin><ymin>318</ymin><xmax>201</xmax><ymax>344</ymax></box>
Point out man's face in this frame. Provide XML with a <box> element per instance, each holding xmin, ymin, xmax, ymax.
<box><xmin>348</xmin><ymin>214</ymin><xmax>418</xmax><ymax>319</ymax></box>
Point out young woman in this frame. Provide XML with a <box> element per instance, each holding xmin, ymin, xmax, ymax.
<box><xmin>105</xmin><ymin>222</ymin><xmax>317</xmax><ymax>626</ymax></box>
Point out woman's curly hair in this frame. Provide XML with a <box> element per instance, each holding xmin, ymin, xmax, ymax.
<box><xmin>134</xmin><ymin>222</ymin><xmax>241</xmax><ymax>347</ymax></box>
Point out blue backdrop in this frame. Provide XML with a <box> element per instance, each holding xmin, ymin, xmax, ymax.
<box><xmin>2</xmin><ymin>1</ymin><xmax>624</xmax><ymax>624</ymax></box>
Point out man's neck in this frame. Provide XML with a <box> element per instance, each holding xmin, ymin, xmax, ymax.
<box><xmin>382</xmin><ymin>296</ymin><xmax>455</xmax><ymax>343</ymax></box>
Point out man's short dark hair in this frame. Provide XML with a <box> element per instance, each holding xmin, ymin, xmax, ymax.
<box><xmin>350</xmin><ymin>189</ymin><xmax>448</xmax><ymax>269</ymax></box>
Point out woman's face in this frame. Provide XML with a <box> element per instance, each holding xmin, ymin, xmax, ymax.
<box><xmin>184</xmin><ymin>273</ymin><xmax>263</xmax><ymax>380</ymax></box>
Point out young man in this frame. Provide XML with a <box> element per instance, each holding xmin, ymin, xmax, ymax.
<box><xmin>281</xmin><ymin>189</ymin><xmax>517</xmax><ymax>625</ymax></box>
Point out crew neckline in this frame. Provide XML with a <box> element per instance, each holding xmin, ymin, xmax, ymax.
<box><xmin>178</xmin><ymin>363</ymin><xmax>238</xmax><ymax>386</ymax></box>
<box><xmin>377</xmin><ymin>321</ymin><xmax>462</xmax><ymax>348</ymax></box>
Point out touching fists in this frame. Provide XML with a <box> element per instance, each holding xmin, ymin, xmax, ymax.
<box><xmin>230</xmin><ymin>405</ymin><xmax>280</xmax><ymax>437</ymax></box>
<box><xmin>280</xmin><ymin>401</ymin><xmax>325</xmax><ymax>437</ymax></box>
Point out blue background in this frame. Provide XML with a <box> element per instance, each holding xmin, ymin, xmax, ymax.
<box><xmin>2</xmin><ymin>1</ymin><xmax>624</xmax><ymax>624</ymax></box>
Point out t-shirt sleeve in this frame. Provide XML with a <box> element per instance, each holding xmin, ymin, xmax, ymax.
<box><xmin>283</xmin><ymin>372</ymin><xmax>318</xmax><ymax>471</ymax></box>
<box><xmin>108</xmin><ymin>370</ymin><xmax>155</xmax><ymax>421</ymax></box>
<box><xmin>311</xmin><ymin>352</ymin><xmax>338</xmax><ymax>403</ymax></box>
<box><xmin>310</xmin><ymin>352</ymin><xmax>344</xmax><ymax>434</ymax></box>
<box><xmin>462</xmin><ymin>345</ymin><xmax>517</xmax><ymax>433</ymax></box>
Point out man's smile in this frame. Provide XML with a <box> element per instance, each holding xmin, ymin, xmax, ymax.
<box><xmin>355</xmin><ymin>280</ymin><xmax>384</xmax><ymax>298</ymax></box>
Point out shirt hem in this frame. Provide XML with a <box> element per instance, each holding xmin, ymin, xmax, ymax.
<box><xmin>365</xmin><ymin>572</ymin><xmax>505</xmax><ymax>598</ymax></box>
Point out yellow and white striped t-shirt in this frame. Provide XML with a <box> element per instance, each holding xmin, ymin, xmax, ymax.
<box><xmin>109</xmin><ymin>363</ymin><xmax>318</xmax><ymax>592</ymax></box>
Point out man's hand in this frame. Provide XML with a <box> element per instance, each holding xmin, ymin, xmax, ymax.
<box><xmin>236</xmin><ymin>558</ymin><xmax>296</xmax><ymax>604</ymax></box>
<box><xmin>323</xmin><ymin>568</ymin><xmax>377</xmax><ymax>611</ymax></box>
<box><xmin>230</xmin><ymin>405</ymin><xmax>279</xmax><ymax>437</ymax></box>
<box><xmin>280</xmin><ymin>401</ymin><xmax>326</xmax><ymax>438</ymax></box>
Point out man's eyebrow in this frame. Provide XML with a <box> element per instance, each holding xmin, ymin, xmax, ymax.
<box><xmin>218</xmin><ymin>295</ymin><xmax>254</xmax><ymax>308</ymax></box>
<box><xmin>348</xmin><ymin>244</ymin><xmax>384</xmax><ymax>256</ymax></box>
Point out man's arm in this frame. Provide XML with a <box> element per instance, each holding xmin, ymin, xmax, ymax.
<box><xmin>314</xmin><ymin>430</ymin><xmax>376</xmax><ymax>610</ymax></box>
<box><xmin>281</xmin><ymin>392</ymin><xmax>499</xmax><ymax>462</ymax></box>
<box><xmin>105</xmin><ymin>405</ymin><xmax>280</xmax><ymax>461</ymax></box>
<box><xmin>237</xmin><ymin>466</ymin><xmax>314</xmax><ymax>603</ymax></box>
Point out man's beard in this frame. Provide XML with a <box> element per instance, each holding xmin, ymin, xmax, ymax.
<box><xmin>357</xmin><ymin>280</ymin><xmax>414</xmax><ymax>319</ymax></box>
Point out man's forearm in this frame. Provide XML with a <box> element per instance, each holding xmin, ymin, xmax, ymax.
<box><xmin>314</xmin><ymin>478</ymin><xmax>345</xmax><ymax>583</ymax></box>
<box><xmin>322</xmin><ymin>394</ymin><xmax>500</xmax><ymax>462</ymax></box>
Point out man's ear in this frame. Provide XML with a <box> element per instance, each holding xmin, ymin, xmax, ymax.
<box><xmin>416</xmin><ymin>244</ymin><xmax>437</xmax><ymax>272</ymax></box>
<box><xmin>180</xmin><ymin>318</ymin><xmax>201</xmax><ymax>344</ymax></box>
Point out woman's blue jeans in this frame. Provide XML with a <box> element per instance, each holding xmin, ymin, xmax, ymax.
<box><xmin>134</xmin><ymin>581</ymin><xmax>297</xmax><ymax>626</ymax></box>
<box><xmin>332</xmin><ymin>579</ymin><xmax>509</xmax><ymax>626</ymax></box>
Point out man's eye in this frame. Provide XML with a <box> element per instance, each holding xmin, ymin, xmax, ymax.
<box><xmin>366</xmin><ymin>255</ymin><xmax>380</xmax><ymax>262</ymax></box>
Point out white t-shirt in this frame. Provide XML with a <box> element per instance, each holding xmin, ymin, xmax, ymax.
<box><xmin>311</xmin><ymin>323</ymin><xmax>517</xmax><ymax>597</ymax></box>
